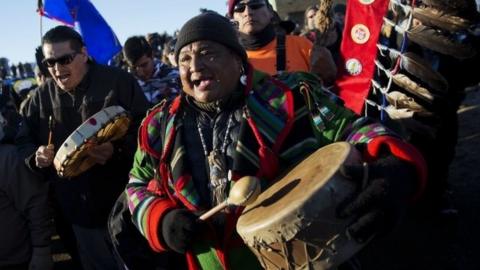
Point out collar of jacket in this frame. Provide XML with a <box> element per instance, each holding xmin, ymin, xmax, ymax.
<box><xmin>239</xmin><ymin>23</ymin><xmax>276</xmax><ymax>50</ymax></box>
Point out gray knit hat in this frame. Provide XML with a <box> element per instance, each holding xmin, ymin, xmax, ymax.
<box><xmin>174</xmin><ymin>12</ymin><xmax>247</xmax><ymax>65</ymax></box>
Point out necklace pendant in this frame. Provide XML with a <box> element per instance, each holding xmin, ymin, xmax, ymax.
<box><xmin>208</xmin><ymin>150</ymin><xmax>228</xmax><ymax>186</ymax></box>
<box><xmin>208</xmin><ymin>149</ymin><xmax>228</xmax><ymax>206</ymax></box>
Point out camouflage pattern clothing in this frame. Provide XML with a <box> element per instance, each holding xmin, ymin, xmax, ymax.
<box><xmin>136</xmin><ymin>59</ymin><xmax>181</xmax><ymax>105</ymax></box>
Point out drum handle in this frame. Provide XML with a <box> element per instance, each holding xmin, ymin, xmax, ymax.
<box><xmin>198</xmin><ymin>201</ymin><xmax>228</xmax><ymax>221</ymax></box>
<box><xmin>198</xmin><ymin>176</ymin><xmax>261</xmax><ymax>221</ymax></box>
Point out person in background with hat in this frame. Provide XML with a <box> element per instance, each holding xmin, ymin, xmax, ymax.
<box><xmin>123</xmin><ymin>36</ymin><xmax>181</xmax><ymax>106</ymax></box>
<box><xmin>124</xmin><ymin>12</ymin><xmax>428</xmax><ymax>269</ymax></box>
<box><xmin>228</xmin><ymin>0</ymin><xmax>337</xmax><ymax>85</ymax></box>
<box><xmin>0</xmin><ymin>95</ymin><xmax>53</xmax><ymax>270</ymax></box>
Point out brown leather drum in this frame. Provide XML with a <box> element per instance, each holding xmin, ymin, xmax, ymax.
<box><xmin>53</xmin><ymin>106</ymin><xmax>131</xmax><ymax>178</ymax></box>
<box><xmin>236</xmin><ymin>142</ymin><xmax>365</xmax><ymax>270</ymax></box>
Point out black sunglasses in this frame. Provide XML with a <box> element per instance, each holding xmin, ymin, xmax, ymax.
<box><xmin>233</xmin><ymin>2</ymin><xmax>266</xmax><ymax>13</ymax></box>
<box><xmin>42</xmin><ymin>52</ymin><xmax>78</xmax><ymax>68</ymax></box>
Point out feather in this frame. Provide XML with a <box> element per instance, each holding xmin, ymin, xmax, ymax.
<box><xmin>392</xmin><ymin>73</ymin><xmax>437</xmax><ymax>103</ymax></box>
<box><xmin>399</xmin><ymin>52</ymin><xmax>449</xmax><ymax>93</ymax></box>
<box><xmin>390</xmin><ymin>0</ymin><xmax>472</xmax><ymax>32</ymax></box>
<box><xmin>386</xmin><ymin>107</ymin><xmax>437</xmax><ymax>139</ymax></box>
<box><xmin>421</xmin><ymin>0</ymin><xmax>478</xmax><ymax>19</ymax></box>
<box><xmin>407</xmin><ymin>25</ymin><xmax>476</xmax><ymax>59</ymax></box>
<box><xmin>386</xmin><ymin>91</ymin><xmax>433</xmax><ymax>116</ymax></box>
<box><xmin>385</xmin><ymin>106</ymin><xmax>415</xmax><ymax>119</ymax></box>
<box><xmin>413</xmin><ymin>6</ymin><xmax>471</xmax><ymax>32</ymax></box>
<box><xmin>378</xmin><ymin>45</ymin><xmax>449</xmax><ymax>94</ymax></box>
<box><xmin>379</xmin><ymin>44</ymin><xmax>401</xmax><ymax>59</ymax></box>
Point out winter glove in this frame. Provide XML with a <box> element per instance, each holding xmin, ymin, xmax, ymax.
<box><xmin>161</xmin><ymin>209</ymin><xmax>202</xmax><ymax>254</ymax></box>
<box><xmin>29</xmin><ymin>246</ymin><xmax>53</xmax><ymax>270</ymax></box>
<box><xmin>338</xmin><ymin>155</ymin><xmax>417</xmax><ymax>243</ymax></box>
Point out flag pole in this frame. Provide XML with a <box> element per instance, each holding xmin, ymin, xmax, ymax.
<box><xmin>38</xmin><ymin>0</ymin><xmax>43</xmax><ymax>42</ymax></box>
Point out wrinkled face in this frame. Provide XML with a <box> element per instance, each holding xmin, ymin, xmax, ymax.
<box><xmin>43</xmin><ymin>41</ymin><xmax>88</xmax><ymax>91</ymax></box>
<box><xmin>232</xmin><ymin>0</ymin><xmax>273</xmax><ymax>35</ymax></box>
<box><xmin>178</xmin><ymin>40</ymin><xmax>242</xmax><ymax>103</ymax></box>
<box><xmin>129</xmin><ymin>54</ymin><xmax>154</xmax><ymax>81</ymax></box>
<box><xmin>306</xmin><ymin>9</ymin><xmax>317</xmax><ymax>31</ymax></box>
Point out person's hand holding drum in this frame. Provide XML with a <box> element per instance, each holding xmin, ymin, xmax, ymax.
<box><xmin>35</xmin><ymin>144</ymin><xmax>55</xmax><ymax>169</ymax></box>
<box><xmin>87</xmin><ymin>141</ymin><xmax>114</xmax><ymax>165</ymax></box>
<box><xmin>338</xmin><ymin>155</ymin><xmax>417</xmax><ymax>243</ymax></box>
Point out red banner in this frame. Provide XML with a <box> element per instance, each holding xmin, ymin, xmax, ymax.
<box><xmin>336</xmin><ymin>0</ymin><xmax>390</xmax><ymax>114</ymax></box>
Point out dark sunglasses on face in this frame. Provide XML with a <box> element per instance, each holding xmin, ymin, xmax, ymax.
<box><xmin>233</xmin><ymin>1</ymin><xmax>266</xmax><ymax>13</ymax></box>
<box><xmin>42</xmin><ymin>52</ymin><xmax>78</xmax><ymax>68</ymax></box>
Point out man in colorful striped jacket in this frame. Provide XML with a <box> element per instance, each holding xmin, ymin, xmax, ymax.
<box><xmin>124</xmin><ymin>12</ymin><xmax>426</xmax><ymax>270</ymax></box>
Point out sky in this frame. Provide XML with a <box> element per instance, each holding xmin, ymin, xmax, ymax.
<box><xmin>0</xmin><ymin>1</ymin><xmax>228</xmax><ymax>64</ymax></box>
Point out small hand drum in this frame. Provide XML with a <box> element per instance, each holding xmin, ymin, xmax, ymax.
<box><xmin>236</xmin><ymin>142</ymin><xmax>365</xmax><ymax>270</ymax></box>
<box><xmin>53</xmin><ymin>106</ymin><xmax>131</xmax><ymax>178</ymax></box>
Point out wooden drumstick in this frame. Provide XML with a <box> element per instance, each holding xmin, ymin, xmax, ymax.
<box><xmin>48</xmin><ymin>115</ymin><xmax>54</xmax><ymax>146</ymax></box>
<box><xmin>199</xmin><ymin>176</ymin><xmax>261</xmax><ymax>221</ymax></box>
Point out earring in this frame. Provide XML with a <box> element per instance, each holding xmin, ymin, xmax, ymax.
<box><xmin>240</xmin><ymin>66</ymin><xmax>247</xmax><ymax>85</ymax></box>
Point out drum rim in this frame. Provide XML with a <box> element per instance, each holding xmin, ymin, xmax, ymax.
<box><xmin>237</xmin><ymin>142</ymin><xmax>361</xmax><ymax>246</ymax></box>
<box><xmin>53</xmin><ymin>105</ymin><xmax>131</xmax><ymax>178</ymax></box>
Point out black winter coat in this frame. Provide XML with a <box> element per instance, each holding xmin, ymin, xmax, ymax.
<box><xmin>17</xmin><ymin>62</ymin><xmax>149</xmax><ymax>227</ymax></box>
<box><xmin>0</xmin><ymin>144</ymin><xmax>52</xmax><ymax>266</ymax></box>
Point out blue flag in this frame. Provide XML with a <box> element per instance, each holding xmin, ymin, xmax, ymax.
<box><xmin>42</xmin><ymin>0</ymin><xmax>75</xmax><ymax>25</ymax></box>
<box><xmin>41</xmin><ymin>0</ymin><xmax>121</xmax><ymax>64</ymax></box>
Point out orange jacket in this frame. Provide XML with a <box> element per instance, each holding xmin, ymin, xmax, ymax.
<box><xmin>246</xmin><ymin>35</ymin><xmax>312</xmax><ymax>75</ymax></box>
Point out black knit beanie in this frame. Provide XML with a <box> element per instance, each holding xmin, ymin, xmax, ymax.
<box><xmin>174</xmin><ymin>12</ymin><xmax>247</xmax><ymax>65</ymax></box>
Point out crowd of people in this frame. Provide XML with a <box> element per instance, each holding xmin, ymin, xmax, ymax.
<box><xmin>0</xmin><ymin>0</ymin><xmax>478</xmax><ymax>269</ymax></box>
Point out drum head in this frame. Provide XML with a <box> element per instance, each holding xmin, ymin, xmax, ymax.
<box><xmin>237</xmin><ymin>142</ymin><xmax>360</xmax><ymax>246</ymax></box>
<box><xmin>54</xmin><ymin>106</ymin><xmax>131</xmax><ymax>178</ymax></box>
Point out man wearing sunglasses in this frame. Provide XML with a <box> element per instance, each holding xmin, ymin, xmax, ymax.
<box><xmin>17</xmin><ymin>25</ymin><xmax>149</xmax><ymax>270</ymax></box>
<box><xmin>228</xmin><ymin>0</ymin><xmax>337</xmax><ymax>85</ymax></box>
<box><xmin>123</xmin><ymin>36</ymin><xmax>181</xmax><ymax>106</ymax></box>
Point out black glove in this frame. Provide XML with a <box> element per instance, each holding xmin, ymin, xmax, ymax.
<box><xmin>338</xmin><ymin>155</ymin><xmax>417</xmax><ymax>243</ymax></box>
<box><xmin>161</xmin><ymin>209</ymin><xmax>201</xmax><ymax>254</ymax></box>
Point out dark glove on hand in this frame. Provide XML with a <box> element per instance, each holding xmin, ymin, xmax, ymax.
<box><xmin>161</xmin><ymin>209</ymin><xmax>201</xmax><ymax>254</ymax></box>
<box><xmin>29</xmin><ymin>246</ymin><xmax>53</xmax><ymax>270</ymax></box>
<box><xmin>338</xmin><ymin>155</ymin><xmax>417</xmax><ymax>243</ymax></box>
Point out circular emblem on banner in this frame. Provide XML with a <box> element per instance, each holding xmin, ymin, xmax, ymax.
<box><xmin>345</xmin><ymin>58</ymin><xmax>362</xmax><ymax>76</ymax></box>
<box><xmin>351</xmin><ymin>24</ymin><xmax>370</xmax><ymax>44</ymax></box>
<box><xmin>359</xmin><ymin>0</ymin><xmax>375</xmax><ymax>5</ymax></box>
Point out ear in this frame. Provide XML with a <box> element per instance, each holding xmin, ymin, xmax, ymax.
<box><xmin>41</xmin><ymin>45</ymin><xmax>47</xmax><ymax>57</ymax></box>
<box><xmin>231</xmin><ymin>53</ymin><xmax>243</xmax><ymax>70</ymax></box>
<box><xmin>266</xmin><ymin>3</ymin><xmax>275</xmax><ymax>19</ymax></box>
<box><xmin>232</xmin><ymin>12</ymin><xmax>241</xmax><ymax>24</ymax></box>
<box><xmin>80</xmin><ymin>47</ymin><xmax>89</xmax><ymax>62</ymax></box>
